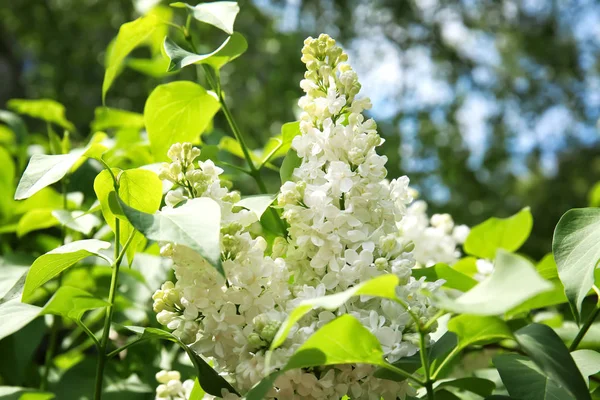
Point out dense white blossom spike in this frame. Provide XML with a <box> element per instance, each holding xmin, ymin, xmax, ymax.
<box><xmin>152</xmin><ymin>34</ymin><xmax>466</xmax><ymax>400</ymax></box>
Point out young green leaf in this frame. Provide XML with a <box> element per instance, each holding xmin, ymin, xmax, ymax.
<box><xmin>0</xmin><ymin>387</ymin><xmax>54</xmax><ymax>400</ymax></box>
<box><xmin>412</xmin><ymin>263</ymin><xmax>478</xmax><ymax>292</ymax></box>
<box><xmin>448</xmin><ymin>315</ymin><xmax>514</xmax><ymax>349</ymax></box>
<box><xmin>0</xmin><ymin>109</ymin><xmax>28</xmax><ymax>143</ymax></box>
<box><xmin>15</xmin><ymin>141</ymin><xmax>107</xmax><ymax>200</ymax></box>
<box><xmin>144</xmin><ymin>81</ymin><xmax>220</xmax><ymax>160</ymax></box>
<box><xmin>514</xmin><ymin>323</ymin><xmax>591</xmax><ymax>400</ymax></box>
<box><xmin>235</xmin><ymin>194</ymin><xmax>277</xmax><ymax>220</ymax></box>
<box><xmin>0</xmin><ymin>300</ymin><xmax>42</xmax><ymax>341</ymax></box>
<box><xmin>51</xmin><ymin>210</ymin><xmax>102</xmax><ymax>236</ymax></box>
<box><xmin>280</xmin><ymin>149</ymin><xmax>301</xmax><ymax>183</ymax></box>
<box><xmin>260</xmin><ymin>121</ymin><xmax>301</xmax><ymax>166</ymax></box>
<box><xmin>103</xmin><ymin>14</ymin><xmax>162</xmax><ymax>102</ymax></box>
<box><xmin>41</xmin><ymin>286</ymin><xmax>109</xmax><ymax>321</ymax></box>
<box><xmin>188</xmin><ymin>379</ymin><xmax>206</xmax><ymax>400</ymax></box>
<box><xmin>15</xmin><ymin>151</ymin><xmax>84</xmax><ymax>200</ymax></box>
<box><xmin>430</xmin><ymin>377</ymin><xmax>495</xmax><ymax>397</ymax></box>
<box><xmin>8</xmin><ymin>99</ymin><xmax>75</xmax><ymax>132</ymax></box>
<box><xmin>249</xmin><ymin>315</ymin><xmax>388</xmax><ymax>400</ymax></box>
<box><xmin>171</xmin><ymin>1</ymin><xmax>240</xmax><ymax>34</ymax></box>
<box><xmin>164</xmin><ymin>33</ymin><xmax>248</xmax><ymax>71</ymax></box>
<box><xmin>271</xmin><ymin>274</ymin><xmax>399</xmax><ymax>350</ymax></box>
<box><xmin>552</xmin><ymin>208</ymin><xmax>600</xmax><ymax>321</ymax></box>
<box><xmin>22</xmin><ymin>239</ymin><xmax>111</xmax><ymax>302</ymax></box>
<box><xmin>464</xmin><ymin>207</ymin><xmax>533</xmax><ymax>259</ymax></box>
<box><xmin>119</xmin><ymin>197</ymin><xmax>224</xmax><ymax>277</ymax></box>
<box><xmin>434</xmin><ymin>250</ymin><xmax>553</xmax><ymax>315</ymax></box>
<box><xmin>0</xmin><ymin>263</ymin><xmax>28</xmax><ymax>301</ymax></box>
<box><xmin>571</xmin><ymin>349</ymin><xmax>600</xmax><ymax>387</ymax></box>
<box><xmin>91</xmin><ymin>107</ymin><xmax>145</xmax><ymax>131</ymax></box>
<box><xmin>124</xmin><ymin>326</ymin><xmax>238</xmax><ymax>397</ymax></box>
<box><xmin>94</xmin><ymin>168</ymin><xmax>162</xmax><ymax>264</ymax></box>
<box><xmin>494</xmin><ymin>354</ymin><xmax>572</xmax><ymax>400</ymax></box>
<box><xmin>16</xmin><ymin>208</ymin><xmax>59</xmax><ymax>237</ymax></box>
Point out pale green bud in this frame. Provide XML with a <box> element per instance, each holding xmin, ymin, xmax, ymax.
<box><xmin>260</xmin><ymin>321</ymin><xmax>281</xmax><ymax>343</ymax></box>
<box><xmin>374</xmin><ymin>257</ymin><xmax>389</xmax><ymax>271</ymax></box>
<box><xmin>248</xmin><ymin>333</ymin><xmax>267</xmax><ymax>348</ymax></box>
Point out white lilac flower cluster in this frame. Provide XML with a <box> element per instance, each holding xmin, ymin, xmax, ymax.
<box><xmin>398</xmin><ymin>197</ymin><xmax>469</xmax><ymax>267</ymax></box>
<box><xmin>154</xmin><ymin>370</ymin><xmax>194</xmax><ymax>400</ymax></box>
<box><xmin>151</xmin><ymin>34</ymin><xmax>464</xmax><ymax>400</ymax></box>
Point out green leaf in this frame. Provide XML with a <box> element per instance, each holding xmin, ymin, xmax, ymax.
<box><xmin>0</xmin><ymin>387</ymin><xmax>54</xmax><ymax>400</ymax></box>
<box><xmin>127</xmin><ymin>55</ymin><xmax>175</xmax><ymax>78</ymax></box>
<box><xmin>0</xmin><ymin>300</ymin><xmax>42</xmax><ymax>341</ymax></box>
<box><xmin>287</xmin><ymin>314</ymin><xmax>385</xmax><ymax>368</ymax></box>
<box><xmin>412</xmin><ymin>263</ymin><xmax>477</xmax><ymax>292</ymax></box>
<box><xmin>103</xmin><ymin>14</ymin><xmax>163</xmax><ymax>102</ymax></box>
<box><xmin>448</xmin><ymin>315</ymin><xmax>513</xmax><ymax>349</ymax></box>
<box><xmin>588</xmin><ymin>182</ymin><xmax>600</xmax><ymax>207</ymax></box>
<box><xmin>124</xmin><ymin>326</ymin><xmax>238</xmax><ymax>397</ymax></box>
<box><xmin>22</xmin><ymin>239</ymin><xmax>111</xmax><ymax>302</ymax></box>
<box><xmin>452</xmin><ymin>256</ymin><xmax>478</xmax><ymax>277</ymax></box>
<box><xmin>218</xmin><ymin>136</ymin><xmax>262</xmax><ymax>165</ymax></box>
<box><xmin>144</xmin><ymin>81</ymin><xmax>220</xmax><ymax>160</ymax></box>
<box><xmin>0</xmin><ymin>110</ymin><xmax>28</xmax><ymax>143</ymax></box>
<box><xmin>91</xmin><ymin>107</ymin><xmax>145</xmax><ymax>132</ymax></box>
<box><xmin>280</xmin><ymin>149</ymin><xmax>301</xmax><ymax>183</ymax></box>
<box><xmin>14</xmin><ymin>141</ymin><xmax>107</xmax><ymax>200</ymax></box>
<box><xmin>15</xmin><ymin>152</ymin><xmax>83</xmax><ymax>200</ymax></box>
<box><xmin>271</xmin><ymin>274</ymin><xmax>400</xmax><ymax>350</ymax></box>
<box><xmin>260</xmin><ymin>121</ymin><xmax>301</xmax><ymax>166</ymax></box>
<box><xmin>0</xmin><ymin>147</ymin><xmax>14</xmax><ymax>218</ymax></box>
<box><xmin>572</xmin><ymin>349</ymin><xmax>600</xmax><ymax>387</ymax></box>
<box><xmin>16</xmin><ymin>208</ymin><xmax>59</xmax><ymax>237</ymax></box>
<box><xmin>248</xmin><ymin>315</ymin><xmax>387</xmax><ymax>400</ymax></box>
<box><xmin>94</xmin><ymin>168</ymin><xmax>162</xmax><ymax>264</ymax></box>
<box><xmin>494</xmin><ymin>354</ymin><xmax>572</xmax><ymax>400</ymax></box>
<box><xmin>119</xmin><ymin>197</ymin><xmax>224</xmax><ymax>276</ymax></box>
<box><xmin>552</xmin><ymin>208</ymin><xmax>600</xmax><ymax>321</ymax></box>
<box><xmin>171</xmin><ymin>1</ymin><xmax>240</xmax><ymax>34</ymax></box>
<box><xmin>52</xmin><ymin>210</ymin><xmax>102</xmax><ymax>236</ymax></box>
<box><xmin>514</xmin><ymin>323</ymin><xmax>591</xmax><ymax>400</ymax></box>
<box><xmin>435</xmin><ymin>250</ymin><xmax>552</xmax><ymax>315</ymax></box>
<box><xmin>41</xmin><ymin>286</ymin><xmax>109</xmax><ymax>321</ymax></box>
<box><xmin>432</xmin><ymin>377</ymin><xmax>495</xmax><ymax>397</ymax></box>
<box><xmin>464</xmin><ymin>207</ymin><xmax>533</xmax><ymax>259</ymax></box>
<box><xmin>164</xmin><ymin>33</ymin><xmax>247</xmax><ymax>71</ymax></box>
<box><xmin>8</xmin><ymin>99</ymin><xmax>75</xmax><ymax>132</ymax></box>
<box><xmin>188</xmin><ymin>379</ymin><xmax>205</xmax><ymax>400</ymax></box>
<box><xmin>235</xmin><ymin>194</ymin><xmax>276</xmax><ymax>220</ymax></box>
<box><xmin>0</xmin><ymin>263</ymin><xmax>28</xmax><ymax>300</ymax></box>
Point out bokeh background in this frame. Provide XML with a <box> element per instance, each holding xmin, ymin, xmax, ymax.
<box><xmin>2</xmin><ymin>0</ymin><xmax>600</xmax><ymax>259</ymax></box>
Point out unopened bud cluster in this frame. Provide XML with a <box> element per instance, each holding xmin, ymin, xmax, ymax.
<box><xmin>154</xmin><ymin>370</ymin><xmax>193</xmax><ymax>400</ymax></box>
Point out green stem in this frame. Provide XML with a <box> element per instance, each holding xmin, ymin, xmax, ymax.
<box><xmin>93</xmin><ymin>218</ymin><xmax>121</xmax><ymax>400</ymax></box>
<box><xmin>186</xmin><ymin>37</ymin><xmax>286</xmax><ymax>235</ymax></box>
<box><xmin>106</xmin><ymin>338</ymin><xmax>147</xmax><ymax>359</ymax></box>
<box><xmin>380</xmin><ymin>363</ymin><xmax>425</xmax><ymax>386</ymax></box>
<box><xmin>570</xmin><ymin>305</ymin><xmax>600</xmax><ymax>351</ymax></box>
<box><xmin>77</xmin><ymin>321</ymin><xmax>100</xmax><ymax>349</ymax></box>
<box><xmin>431</xmin><ymin>347</ymin><xmax>461</xmax><ymax>380</ymax></box>
<box><xmin>40</xmin><ymin>317</ymin><xmax>59</xmax><ymax>390</ymax></box>
<box><xmin>419</xmin><ymin>328</ymin><xmax>435</xmax><ymax>400</ymax></box>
